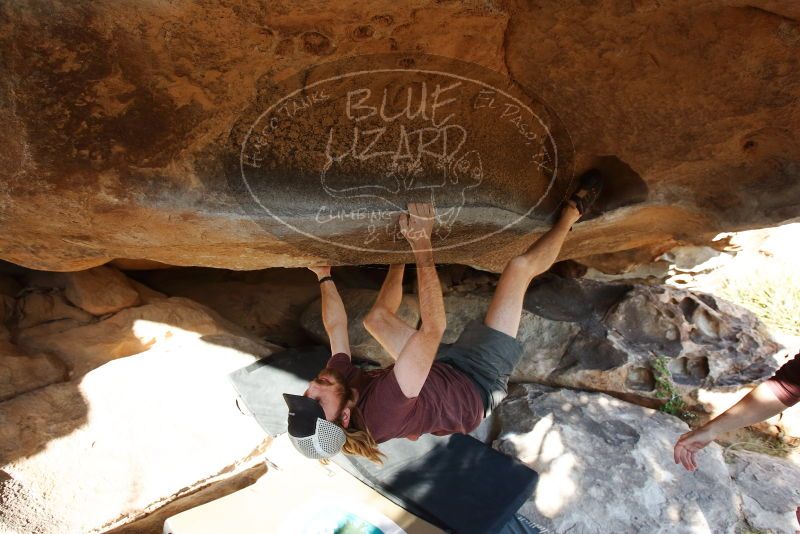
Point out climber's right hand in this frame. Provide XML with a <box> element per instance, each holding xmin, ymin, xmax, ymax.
<box><xmin>308</xmin><ymin>266</ymin><xmax>332</xmax><ymax>280</ymax></box>
<box><xmin>673</xmin><ymin>425</ymin><xmax>716</xmax><ymax>472</ymax></box>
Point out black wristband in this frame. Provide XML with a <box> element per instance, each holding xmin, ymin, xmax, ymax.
<box><xmin>318</xmin><ymin>275</ymin><xmax>334</xmax><ymax>284</ymax></box>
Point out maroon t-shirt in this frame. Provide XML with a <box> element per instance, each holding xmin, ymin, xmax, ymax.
<box><xmin>766</xmin><ymin>351</ymin><xmax>800</xmax><ymax>407</ymax></box>
<box><xmin>327</xmin><ymin>353</ymin><xmax>484</xmax><ymax>443</ymax></box>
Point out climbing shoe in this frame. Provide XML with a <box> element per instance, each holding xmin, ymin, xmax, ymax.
<box><xmin>569</xmin><ymin>168</ymin><xmax>604</xmax><ymax>217</ymax></box>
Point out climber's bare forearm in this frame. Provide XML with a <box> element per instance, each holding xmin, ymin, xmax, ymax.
<box><xmin>413</xmin><ymin>242</ymin><xmax>446</xmax><ymax>335</ymax></box>
<box><xmin>703</xmin><ymin>381</ymin><xmax>787</xmax><ymax>436</ymax></box>
<box><xmin>392</xmin><ymin>240</ymin><xmax>446</xmax><ymax>397</ymax></box>
<box><xmin>320</xmin><ymin>280</ymin><xmax>350</xmax><ymax>357</ymax></box>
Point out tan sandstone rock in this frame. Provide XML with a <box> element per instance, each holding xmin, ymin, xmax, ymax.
<box><xmin>16</xmin><ymin>296</ymin><xmax>264</xmax><ymax>379</ymax></box>
<box><xmin>128</xmin><ymin>278</ymin><xmax>168</xmax><ymax>305</ymax></box>
<box><xmin>1</xmin><ymin>2</ymin><xmax>798</xmax><ymax>272</ymax></box>
<box><xmin>137</xmin><ymin>267</ymin><xmax>320</xmax><ymax>346</ymax></box>
<box><xmin>0</xmin><ymin>333</ymin><xmax>273</xmax><ymax>534</ymax></box>
<box><xmin>62</xmin><ymin>266</ymin><xmax>141</xmax><ymax>315</ymax></box>
<box><xmin>104</xmin><ymin>463</ymin><xmax>267</xmax><ymax>534</ymax></box>
<box><xmin>16</xmin><ymin>289</ymin><xmax>95</xmax><ymax>329</ymax></box>
<box><xmin>0</xmin><ymin>341</ymin><xmax>66</xmax><ymax>401</ymax></box>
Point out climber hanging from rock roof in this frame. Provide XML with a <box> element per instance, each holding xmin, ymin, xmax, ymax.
<box><xmin>282</xmin><ymin>170</ymin><xmax>605</xmax><ymax>463</ymax></box>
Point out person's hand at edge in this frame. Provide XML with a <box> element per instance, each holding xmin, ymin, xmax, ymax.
<box><xmin>673</xmin><ymin>425</ymin><xmax>717</xmax><ymax>472</ymax></box>
<box><xmin>672</xmin><ymin>379</ymin><xmax>792</xmax><ymax>472</ymax></box>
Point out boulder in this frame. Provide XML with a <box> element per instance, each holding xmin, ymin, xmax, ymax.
<box><xmin>128</xmin><ymin>279</ymin><xmax>168</xmax><ymax>305</ymax></box>
<box><xmin>136</xmin><ymin>267</ymin><xmax>320</xmax><ymax>346</ymax></box>
<box><xmin>0</xmin><ymin>274</ymin><xmax>22</xmax><ymax>299</ymax></box>
<box><xmin>441</xmin><ymin>275</ymin><xmax>783</xmax><ymax>414</ymax></box>
<box><xmin>0</xmin><ymin>341</ymin><xmax>66</xmax><ymax>401</ymax></box>
<box><xmin>16</xmin><ymin>289</ymin><xmax>95</xmax><ymax>329</ymax></box>
<box><xmin>300</xmin><ymin>287</ymin><xmax>419</xmax><ymax>366</ymax></box>
<box><xmin>0</xmin><ymin>275</ymin><xmax>19</xmax><ymax>329</ymax></box>
<box><xmin>24</xmin><ymin>268</ymin><xmax>167</xmax><ymax>307</ymax></box>
<box><xmin>0</xmin><ymin>333</ymin><xmax>272</xmax><ymax>534</ymax></box>
<box><xmin>494</xmin><ymin>384</ymin><xmax>739</xmax><ymax>533</ymax></box>
<box><xmin>16</xmin><ymin>296</ymin><xmax>263</xmax><ymax>379</ymax></box>
<box><xmin>726</xmin><ymin>450</ymin><xmax>800</xmax><ymax>534</ymax></box>
<box><xmin>2</xmin><ymin>3</ymin><xmax>800</xmax><ymax>272</ymax></box>
<box><xmin>15</xmin><ymin>318</ymin><xmax>88</xmax><ymax>340</ymax></box>
<box><xmin>62</xmin><ymin>266</ymin><xmax>141</xmax><ymax>315</ymax></box>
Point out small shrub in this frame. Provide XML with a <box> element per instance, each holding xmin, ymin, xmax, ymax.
<box><xmin>651</xmin><ymin>356</ymin><xmax>693</xmax><ymax>420</ymax></box>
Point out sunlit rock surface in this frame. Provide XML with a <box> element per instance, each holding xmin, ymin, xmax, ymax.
<box><xmin>0</xmin><ymin>265</ymin><xmax>277</xmax><ymax>533</ymax></box>
<box><xmin>0</xmin><ymin>311</ymin><xmax>275</xmax><ymax>533</ymax></box>
<box><xmin>726</xmin><ymin>450</ymin><xmax>800</xmax><ymax>534</ymax></box>
<box><xmin>494</xmin><ymin>384</ymin><xmax>739</xmax><ymax>533</ymax></box>
<box><xmin>0</xmin><ymin>340</ymin><xmax>66</xmax><ymax>402</ymax></box>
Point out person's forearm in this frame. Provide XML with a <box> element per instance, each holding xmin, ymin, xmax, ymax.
<box><xmin>704</xmin><ymin>381</ymin><xmax>787</xmax><ymax>436</ymax></box>
<box><xmin>413</xmin><ymin>244</ymin><xmax>446</xmax><ymax>334</ymax></box>
<box><xmin>320</xmin><ymin>280</ymin><xmax>348</xmax><ymax>337</ymax></box>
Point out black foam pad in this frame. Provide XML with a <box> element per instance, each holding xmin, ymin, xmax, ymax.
<box><xmin>336</xmin><ymin>433</ymin><xmax>539</xmax><ymax>534</ymax></box>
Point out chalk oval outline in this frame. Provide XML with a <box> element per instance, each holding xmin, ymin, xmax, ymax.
<box><xmin>239</xmin><ymin>61</ymin><xmax>571</xmax><ymax>253</ymax></box>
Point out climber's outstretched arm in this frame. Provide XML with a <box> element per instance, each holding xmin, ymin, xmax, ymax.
<box><xmin>308</xmin><ymin>266</ymin><xmax>350</xmax><ymax>358</ymax></box>
<box><xmin>674</xmin><ymin>353</ymin><xmax>800</xmax><ymax>471</ymax></box>
<box><xmin>673</xmin><ymin>380</ymin><xmax>787</xmax><ymax>471</ymax></box>
<box><xmin>393</xmin><ymin>203</ymin><xmax>446</xmax><ymax>398</ymax></box>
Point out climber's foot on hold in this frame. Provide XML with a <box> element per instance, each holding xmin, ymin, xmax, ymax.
<box><xmin>563</xmin><ymin>168</ymin><xmax>605</xmax><ymax>227</ymax></box>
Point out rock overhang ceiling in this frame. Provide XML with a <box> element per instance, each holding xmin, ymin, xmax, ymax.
<box><xmin>1</xmin><ymin>0</ymin><xmax>799</xmax><ymax>272</ymax></box>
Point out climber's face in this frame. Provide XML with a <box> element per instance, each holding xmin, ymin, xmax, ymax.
<box><xmin>304</xmin><ymin>367</ymin><xmax>347</xmax><ymax>422</ymax></box>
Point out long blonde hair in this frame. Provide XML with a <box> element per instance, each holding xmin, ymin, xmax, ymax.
<box><xmin>317</xmin><ymin>367</ymin><xmax>385</xmax><ymax>465</ymax></box>
<box><xmin>338</xmin><ymin>405</ymin><xmax>385</xmax><ymax>464</ymax></box>
<box><xmin>332</xmin><ymin>383</ymin><xmax>385</xmax><ymax>465</ymax></box>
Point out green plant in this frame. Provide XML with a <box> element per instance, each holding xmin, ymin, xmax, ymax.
<box><xmin>651</xmin><ymin>355</ymin><xmax>693</xmax><ymax>420</ymax></box>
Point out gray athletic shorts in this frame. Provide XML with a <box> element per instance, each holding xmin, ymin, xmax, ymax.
<box><xmin>435</xmin><ymin>319</ymin><xmax>524</xmax><ymax>417</ymax></box>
